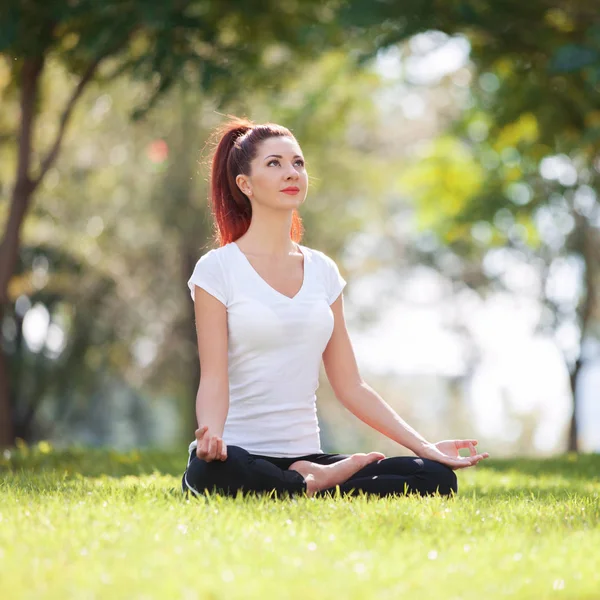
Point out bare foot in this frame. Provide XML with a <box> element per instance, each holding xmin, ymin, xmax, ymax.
<box><xmin>289</xmin><ymin>452</ymin><xmax>385</xmax><ymax>497</ymax></box>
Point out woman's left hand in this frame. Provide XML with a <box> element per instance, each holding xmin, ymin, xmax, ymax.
<box><xmin>416</xmin><ymin>439</ymin><xmax>490</xmax><ymax>470</ymax></box>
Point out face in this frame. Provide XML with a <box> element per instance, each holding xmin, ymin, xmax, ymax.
<box><xmin>235</xmin><ymin>136</ymin><xmax>308</xmax><ymax>210</ymax></box>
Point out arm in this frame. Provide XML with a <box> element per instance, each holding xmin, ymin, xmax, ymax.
<box><xmin>322</xmin><ymin>293</ymin><xmax>429</xmax><ymax>455</ymax></box>
<box><xmin>193</xmin><ymin>285</ymin><xmax>229</xmax><ymax>459</ymax></box>
<box><xmin>322</xmin><ymin>293</ymin><xmax>488</xmax><ymax>468</ymax></box>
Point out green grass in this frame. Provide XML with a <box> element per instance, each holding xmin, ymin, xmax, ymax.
<box><xmin>1</xmin><ymin>443</ymin><xmax>599</xmax><ymax>599</ymax></box>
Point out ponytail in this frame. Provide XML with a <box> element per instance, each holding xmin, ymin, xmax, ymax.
<box><xmin>206</xmin><ymin>116</ymin><xmax>304</xmax><ymax>247</ymax></box>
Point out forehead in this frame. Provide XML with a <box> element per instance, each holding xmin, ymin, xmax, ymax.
<box><xmin>256</xmin><ymin>136</ymin><xmax>302</xmax><ymax>157</ymax></box>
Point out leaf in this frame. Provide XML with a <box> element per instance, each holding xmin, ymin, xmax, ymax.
<box><xmin>549</xmin><ymin>44</ymin><xmax>600</xmax><ymax>73</ymax></box>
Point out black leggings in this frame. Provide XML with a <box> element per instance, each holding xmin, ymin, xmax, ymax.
<box><xmin>182</xmin><ymin>445</ymin><xmax>458</xmax><ymax>499</ymax></box>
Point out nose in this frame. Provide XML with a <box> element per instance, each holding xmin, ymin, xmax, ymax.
<box><xmin>285</xmin><ymin>163</ymin><xmax>299</xmax><ymax>180</ymax></box>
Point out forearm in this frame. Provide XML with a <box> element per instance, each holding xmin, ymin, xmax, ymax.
<box><xmin>338</xmin><ymin>381</ymin><xmax>430</xmax><ymax>454</ymax></box>
<box><xmin>196</xmin><ymin>379</ymin><xmax>229</xmax><ymax>437</ymax></box>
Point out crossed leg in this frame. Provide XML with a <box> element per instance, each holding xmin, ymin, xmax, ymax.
<box><xmin>183</xmin><ymin>445</ymin><xmax>384</xmax><ymax>498</ymax></box>
<box><xmin>288</xmin><ymin>452</ymin><xmax>385</xmax><ymax>496</ymax></box>
<box><xmin>311</xmin><ymin>455</ymin><xmax>458</xmax><ymax>497</ymax></box>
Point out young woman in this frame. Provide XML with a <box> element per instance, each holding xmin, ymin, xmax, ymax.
<box><xmin>182</xmin><ymin>116</ymin><xmax>489</xmax><ymax>499</ymax></box>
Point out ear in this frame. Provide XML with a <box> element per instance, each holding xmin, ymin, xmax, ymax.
<box><xmin>235</xmin><ymin>174</ymin><xmax>251</xmax><ymax>196</ymax></box>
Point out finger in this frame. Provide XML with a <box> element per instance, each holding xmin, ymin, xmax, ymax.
<box><xmin>214</xmin><ymin>437</ymin><xmax>223</xmax><ymax>461</ymax></box>
<box><xmin>207</xmin><ymin>436</ymin><xmax>217</xmax><ymax>460</ymax></box>
<box><xmin>454</xmin><ymin>440</ymin><xmax>471</xmax><ymax>448</ymax></box>
<box><xmin>220</xmin><ymin>441</ymin><xmax>228</xmax><ymax>461</ymax></box>
<box><xmin>199</xmin><ymin>433</ymin><xmax>212</xmax><ymax>459</ymax></box>
<box><xmin>454</xmin><ymin>440</ymin><xmax>477</xmax><ymax>455</ymax></box>
<box><xmin>195</xmin><ymin>425</ymin><xmax>208</xmax><ymax>441</ymax></box>
<box><xmin>449</xmin><ymin>459</ymin><xmax>471</xmax><ymax>471</ymax></box>
<box><xmin>441</xmin><ymin>456</ymin><xmax>471</xmax><ymax>470</ymax></box>
<box><xmin>469</xmin><ymin>453</ymin><xmax>489</xmax><ymax>465</ymax></box>
<box><xmin>211</xmin><ymin>436</ymin><xmax>221</xmax><ymax>461</ymax></box>
<box><xmin>451</xmin><ymin>440</ymin><xmax>475</xmax><ymax>459</ymax></box>
<box><xmin>197</xmin><ymin>442</ymin><xmax>210</xmax><ymax>461</ymax></box>
<box><xmin>456</xmin><ymin>464</ymin><xmax>471</xmax><ymax>471</ymax></box>
<box><xmin>452</xmin><ymin>440</ymin><xmax>471</xmax><ymax>457</ymax></box>
<box><xmin>453</xmin><ymin>454</ymin><xmax>486</xmax><ymax>469</ymax></box>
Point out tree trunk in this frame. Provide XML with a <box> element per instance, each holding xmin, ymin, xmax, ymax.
<box><xmin>182</xmin><ymin>248</ymin><xmax>201</xmax><ymax>437</ymax></box>
<box><xmin>0</xmin><ymin>50</ymin><xmax>102</xmax><ymax>448</ymax></box>
<box><xmin>566</xmin><ymin>215</ymin><xmax>598</xmax><ymax>453</ymax></box>
<box><xmin>567</xmin><ymin>358</ymin><xmax>582</xmax><ymax>453</ymax></box>
<box><xmin>0</xmin><ymin>56</ymin><xmax>45</xmax><ymax>448</ymax></box>
<box><xmin>0</xmin><ymin>305</ymin><xmax>14</xmax><ymax>448</ymax></box>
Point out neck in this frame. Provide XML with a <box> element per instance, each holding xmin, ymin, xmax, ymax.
<box><xmin>238</xmin><ymin>205</ymin><xmax>297</xmax><ymax>256</ymax></box>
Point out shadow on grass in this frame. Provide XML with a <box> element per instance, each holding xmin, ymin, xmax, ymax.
<box><xmin>0</xmin><ymin>445</ymin><xmax>188</xmax><ymax>478</ymax></box>
<box><xmin>2</xmin><ymin>447</ymin><xmax>599</xmax><ymax>501</ymax></box>
<box><xmin>459</xmin><ymin>485</ymin><xmax>598</xmax><ymax>502</ymax></box>
<box><xmin>476</xmin><ymin>453</ymin><xmax>600</xmax><ymax>481</ymax></box>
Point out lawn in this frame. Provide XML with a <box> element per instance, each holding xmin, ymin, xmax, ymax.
<box><xmin>1</xmin><ymin>443</ymin><xmax>599</xmax><ymax>599</ymax></box>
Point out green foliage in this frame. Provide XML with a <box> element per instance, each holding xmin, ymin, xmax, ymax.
<box><xmin>398</xmin><ymin>136</ymin><xmax>484</xmax><ymax>238</ymax></box>
<box><xmin>0</xmin><ymin>0</ymin><xmax>346</xmax><ymax>118</ymax></box>
<box><xmin>4</xmin><ymin>0</ymin><xmax>599</xmax><ymax>452</ymax></box>
<box><xmin>384</xmin><ymin>2</ymin><xmax>600</xmax><ymax>262</ymax></box>
<box><xmin>0</xmin><ymin>36</ymin><xmax>394</xmax><ymax>444</ymax></box>
<box><xmin>0</xmin><ymin>0</ymin><xmax>397</xmax><ymax>446</ymax></box>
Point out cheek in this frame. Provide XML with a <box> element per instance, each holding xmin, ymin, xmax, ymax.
<box><xmin>254</xmin><ymin>171</ymin><xmax>276</xmax><ymax>189</ymax></box>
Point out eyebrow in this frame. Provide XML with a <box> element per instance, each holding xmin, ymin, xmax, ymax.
<box><xmin>264</xmin><ymin>154</ymin><xmax>304</xmax><ymax>160</ymax></box>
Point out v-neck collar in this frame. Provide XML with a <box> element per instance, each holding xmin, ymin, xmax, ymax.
<box><xmin>230</xmin><ymin>242</ymin><xmax>307</xmax><ymax>301</ymax></box>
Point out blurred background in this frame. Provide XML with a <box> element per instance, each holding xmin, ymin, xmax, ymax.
<box><xmin>1</xmin><ymin>1</ymin><xmax>599</xmax><ymax>459</ymax></box>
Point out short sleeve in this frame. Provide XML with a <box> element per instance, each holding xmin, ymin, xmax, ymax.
<box><xmin>323</xmin><ymin>254</ymin><xmax>347</xmax><ymax>305</ymax></box>
<box><xmin>187</xmin><ymin>249</ymin><xmax>228</xmax><ymax>306</ymax></box>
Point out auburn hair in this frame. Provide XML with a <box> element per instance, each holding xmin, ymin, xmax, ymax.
<box><xmin>206</xmin><ymin>115</ymin><xmax>305</xmax><ymax>247</ymax></box>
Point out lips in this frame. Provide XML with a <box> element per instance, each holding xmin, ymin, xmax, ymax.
<box><xmin>281</xmin><ymin>187</ymin><xmax>300</xmax><ymax>194</ymax></box>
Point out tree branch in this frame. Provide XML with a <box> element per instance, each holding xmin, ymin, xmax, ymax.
<box><xmin>16</xmin><ymin>56</ymin><xmax>45</xmax><ymax>193</ymax></box>
<box><xmin>0</xmin><ymin>55</ymin><xmax>45</xmax><ymax>303</ymax></box>
<box><xmin>31</xmin><ymin>56</ymin><xmax>104</xmax><ymax>190</ymax></box>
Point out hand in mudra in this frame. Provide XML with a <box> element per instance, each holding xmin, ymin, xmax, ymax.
<box><xmin>418</xmin><ymin>439</ymin><xmax>489</xmax><ymax>470</ymax></box>
<box><xmin>195</xmin><ymin>425</ymin><xmax>228</xmax><ymax>462</ymax></box>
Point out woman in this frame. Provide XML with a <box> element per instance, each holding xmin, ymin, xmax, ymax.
<box><xmin>182</xmin><ymin>116</ymin><xmax>489</xmax><ymax>499</ymax></box>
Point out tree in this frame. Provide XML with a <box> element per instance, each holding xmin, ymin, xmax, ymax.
<box><xmin>367</xmin><ymin>1</ymin><xmax>600</xmax><ymax>451</ymax></box>
<box><xmin>0</xmin><ymin>0</ymin><xmax>349</xmax><ymax>447</ymax></box>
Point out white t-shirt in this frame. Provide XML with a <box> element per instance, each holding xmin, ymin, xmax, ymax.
<box><xmin>186</xmin><ymin>241</ymin><xmax>346</xmax><ymax>457</ymax></box>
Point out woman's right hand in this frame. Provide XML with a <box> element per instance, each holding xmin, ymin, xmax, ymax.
<box><xmin>195</xmin><ymin>425</ymin><xmax>228</xmax><ymax>462</ymax></box>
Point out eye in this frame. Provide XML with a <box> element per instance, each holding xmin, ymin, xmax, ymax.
<box><xmin>266</xmin><ymin>158</ymin><xmax>305</xmax><ymax>167</ymax></box>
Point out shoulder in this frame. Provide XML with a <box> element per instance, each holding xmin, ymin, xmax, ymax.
<box><xmin>302</xmin><ymin>245</ymin><xmax>340</xmax><ymax>273</ymax></box>
<box><xmin>193</xmin><ymin>244</ymin><xmax>231</xmax><ymax>267</ymax></box>
<box><xmin>303</xmin><ymin>245</ymin><xmax>347</xmax><ymax>304</ymax></box>
<box><xmin>189</xmin><ymin>245</ymin><xmax>233</xmax><ymax>282</ymax></box>
<box><xmin>188</xmin><ymin>245</ymin><xmax>232</xmax><ymax>304</ymax></box>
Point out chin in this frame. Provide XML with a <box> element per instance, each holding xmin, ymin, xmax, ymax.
<box><xmin>277</xmin><ymin>197</ymin><xmax>303</xmax><ymax>206</ymax></box>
